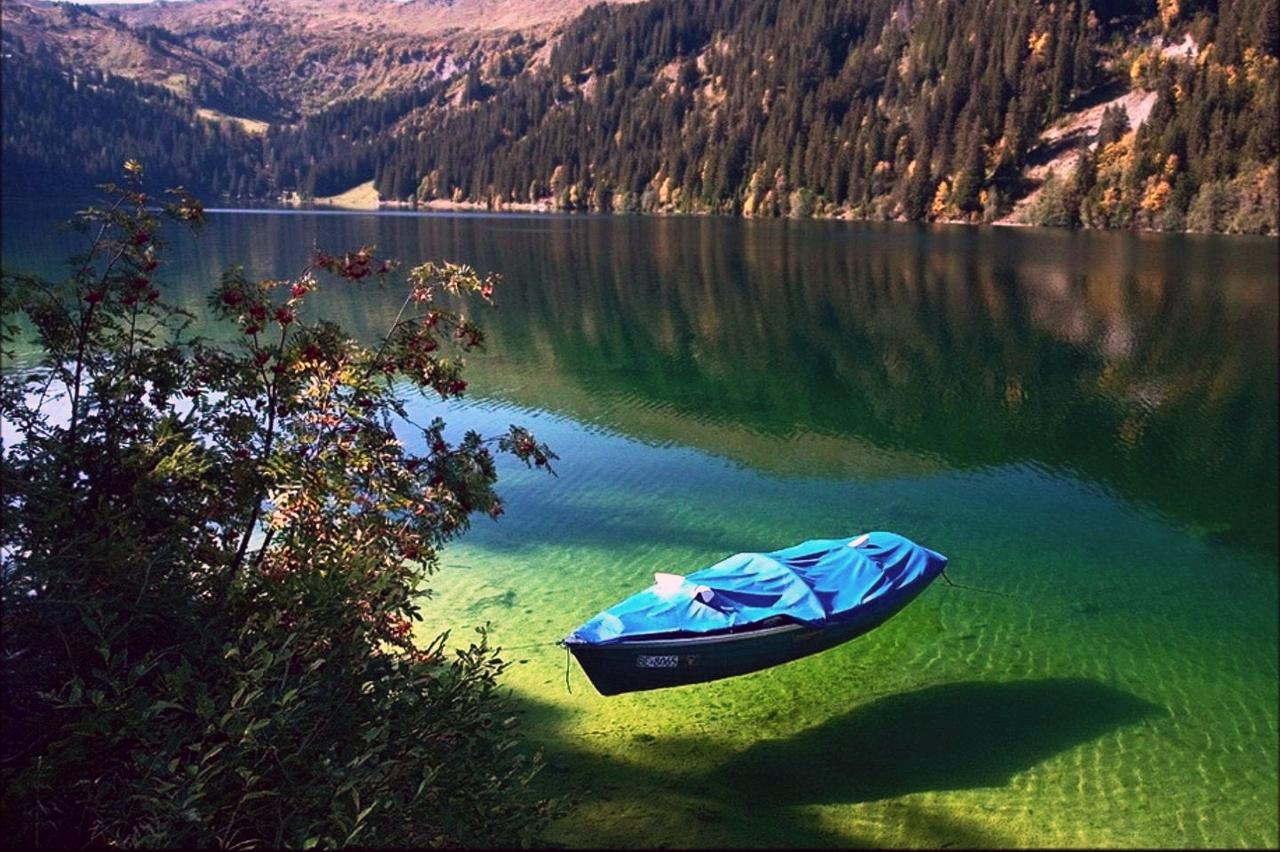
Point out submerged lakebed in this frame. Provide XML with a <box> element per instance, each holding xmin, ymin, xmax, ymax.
<box><xmin>3</xmin><ymin>206</ymin><xmax>1277</xmax><ymax>847</ymax></box>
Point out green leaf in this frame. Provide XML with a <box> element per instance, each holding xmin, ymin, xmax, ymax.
<box><xmin>199</xmin><ymin>744</ymin><xmax>225</xmax><ymax>765</ymax></box>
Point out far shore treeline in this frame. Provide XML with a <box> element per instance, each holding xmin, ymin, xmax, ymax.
<box><xmin>2</xmin><ymin>0</ymin><xmax>1276</xmax><ymax>234</ymax></box>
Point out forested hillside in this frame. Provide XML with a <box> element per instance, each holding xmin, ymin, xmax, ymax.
<box><xmin>395</xmin><ymin>0</ymin><xmax>1105</xmax><ymax>218</ymax></box>
<box><xmin>1</xmin><ymin>43</ymin><xmax>264</xmax><ymax>198</ymax></box>
<box><xmin>386</xmin><ymin>0</ymin><xmax>1277</xmax><ymax>232</ymax></box>
<box><xmin>2</xmin><ymin>0</ymin><xmax>1276</xmax><ymax>232</ymax></box>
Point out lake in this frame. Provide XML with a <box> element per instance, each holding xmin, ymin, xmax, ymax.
<box><xmin>3</xmin><ymin>205</ymin><xmax>1277</xmax><ymax>847</ymax></box>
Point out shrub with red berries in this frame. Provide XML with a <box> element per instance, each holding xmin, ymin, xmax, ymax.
<box><xmin>0</xmin><ymin>165</ymin><xmax>560</xmax><ymax>848</ymax></box>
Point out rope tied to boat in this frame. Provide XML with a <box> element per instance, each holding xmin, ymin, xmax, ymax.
<box><xmin>496</xmin><ymin>640</ymin><xmax>561</xmax><ymax>651</ymax></box>
<box><xmin>939</xmin><ymin>567</ymin><xmax>1014</xmax><ymax>598</ymax></box>
<box><xmin>488</xmin><ymin>638</ymin><xmax>575</xmax><ymax>692</ymax></box>
<box><xmin>558</xmin><ymin>639</ymin><xmax>573</xmax><ymax>693</ymax></box>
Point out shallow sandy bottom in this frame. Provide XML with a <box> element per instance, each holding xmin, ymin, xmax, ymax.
<box><xmin>417</xmin><ymin>401</ymin><xmax>1279</xmax><ymax>849</ymax></box>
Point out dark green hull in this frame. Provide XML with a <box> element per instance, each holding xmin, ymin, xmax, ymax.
<box><xmin>567</xmin><ymin>592</ymin><xmax>919</xmax><ymax>696</ymax></box>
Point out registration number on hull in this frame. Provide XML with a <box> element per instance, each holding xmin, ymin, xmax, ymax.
<box><xmin>636</xmin><ymin>654</ymin><xmax>679</xmax><ymax>668</ymax></box>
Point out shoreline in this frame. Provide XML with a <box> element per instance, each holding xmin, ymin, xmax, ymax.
<box><xmin>273</xmin><ymin>188</ymin><xmax>1277</xmax><ymax>237</ymax></box>
<box><xmin>3</xmin><ymin>192</ymin><xmax>1273</xmax><ymax>238</ymax></box>
<box><xmin>220</xmin><ymin>199</ymin><xmax>1280</xmax><ymax>238</ymax></box>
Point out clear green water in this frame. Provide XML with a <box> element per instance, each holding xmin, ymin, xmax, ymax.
<box><xmin>3</xmin><ymin>207</ymin><xmax>1277</xmax><ymax>847</ymax></box>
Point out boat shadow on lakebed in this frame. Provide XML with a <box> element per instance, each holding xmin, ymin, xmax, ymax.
<box><xmin>517</xmin><ymin>677</ymin><xmax>1161</xmax><ymax>845</ymax></box>
<box><xmin>704</xmin><ymin>677</ymin><xmax>1162</xmax><ymax>805</ymax></box>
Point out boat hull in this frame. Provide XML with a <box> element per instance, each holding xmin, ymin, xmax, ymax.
<box><xmin>567</xmin><ymin>589</ymin><xmax>921</xmax><ymax>696</ymax></box>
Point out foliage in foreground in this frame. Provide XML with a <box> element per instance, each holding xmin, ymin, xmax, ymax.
<box><xmin>0</xmin><ymin>164</ymin><xmax>559</xmax><ymax>847</ymax></box>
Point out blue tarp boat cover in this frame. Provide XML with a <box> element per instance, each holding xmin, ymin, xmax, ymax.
<box><xmin>566</xmin><ymin>532</ymin><xmax>948</xmax><ymax>646</ymax></box>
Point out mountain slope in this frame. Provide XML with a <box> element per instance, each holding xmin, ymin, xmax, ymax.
<box><xmin>1</xmin><ymin>0</ymin><xmax>283</xmax><ymax>118</ymax></box>
<box><xmin>2</xmin><ymin>0</ymin><xmax>1275</xmax><ymax>232</ymax></box>
<box><xmin>0</xmin><ymin>44</ymin><xmax>264</xmax><ymax>198</ymax></box>
<box><xmin>380</xmin><ymin>0</ymin><xmax>1276</xmax><ymax>232</ymax></box>
<box><xmin>111</xmin><ymin>0</ymin><xmax>648</xmax><ymax>114</ymax></box>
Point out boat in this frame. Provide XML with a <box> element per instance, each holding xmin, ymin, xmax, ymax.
<box><xmin>563</xmin><ymin>531</ymin><xmax>947</xmax><ymax>696</ymax></box>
